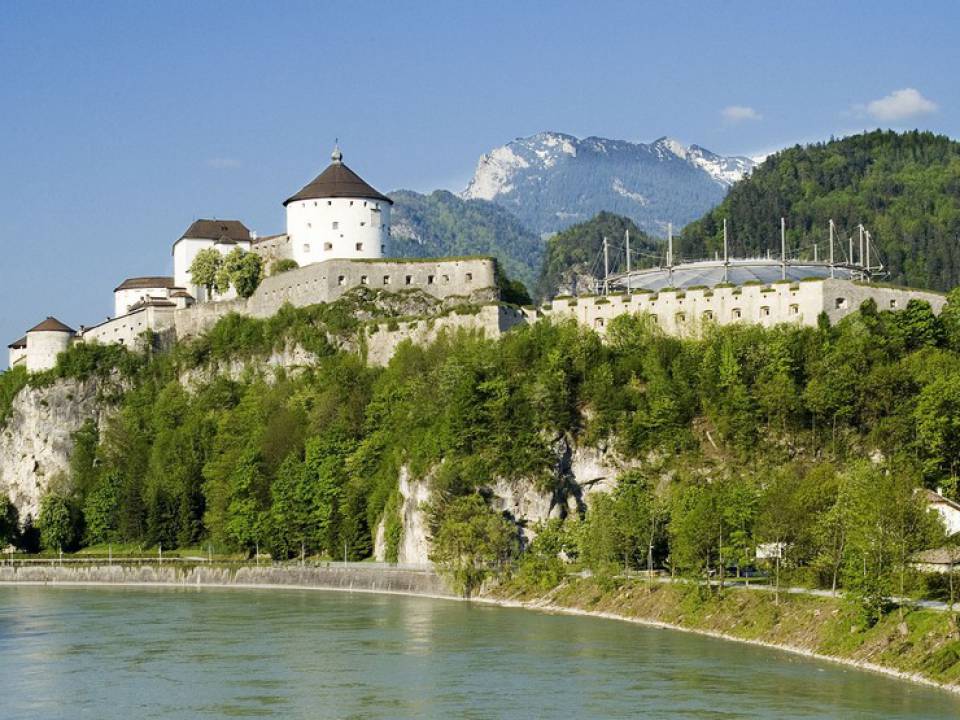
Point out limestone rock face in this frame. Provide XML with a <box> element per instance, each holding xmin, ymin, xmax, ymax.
<box><xmin>0</xmin><ymin>378</ymin><xmax>103</xmax><ymax>521</ymax></box>
<box><xmin>375</xmin><ymin>466</ymin><xmax>432</xmax><ymax>566</ymax></box>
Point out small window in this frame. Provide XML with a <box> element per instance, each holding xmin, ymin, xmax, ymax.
<box><xmin>732</xmin><ymin>308</ymin><xmax>742</xmax><ymax>319</ymax></box>
<box><xmin>383</xmin><ymin>275</ymin><xmax>391</xmax><ymax>285</ymax></box>
<box><xmin>442</xmin><ymin>274</ymin><xmax>449</xmax><ymax>283</ymax></box>
<box><xmin>360</xmin><ymin>275</ymin><xmax>368</xmax><ymax>285</ymax></box>
<box><xmin>302</xmin><ymin>202</ymin><xmax>307</xmax><ymax>208</ymax></box>
<box><xmin>595</xmin><ymin>318</ymin><xmax>605</xmax><ymax>329</ymax></box>
<box><xmin>427</xmin><ymin>275</ymin><xmax>435</xmax><ymax>284</ymax></box>
<box><xmin>405</xmin><ymin>275</ymin><xmax>412</xmax><ymax>285</ymax></box>
<box><xmin>307</xmin><ymin>222</ymin><xmax>312</xmax><ymax>228</ymax></box>
<box><xmin>889</xmin><ymin>299</ymin><xmax>898</xmax><ymax>309</ymax></box>
<box><xmin>360</xmin><ymin>221</ymin><xmax>366</xmax><ymax>227</ymax></box>
<box><xmin>465</xmin><ymin>273</ymin><xmax>473</xmax><ymax>282</ymax></box>
<box><xmin>761</xmin><ymin>306</ymin><xmax>770</xmax><ymax>317</ymax></box>
<box><xmin>327</xmin><ymin>200</ymin><xmax>332</xmax><ymax>206</ymax></box>
<box><xmin>702</xmin><ymin>310</ymin><xmax>713</xmax><ymax>320</ymax></box>
<box><xmin>651</xmin><ymin>315</ymin><xmax>659</xmax><ymax>324</ymax></box>
<box><xmin>363</xmin><ymin>201</ymin><xmax>368</xmax><ymax>207</ymax></box>
<box><xmin>313</xmin><ymin>201</ymin><xmax>317</xmax><ymax>206</ymax></box>
<box><xmin>350</xmin><ymin>200</ymin><xmax>354</xmax><ymax>206</ymax></box>
<box><xmin>323</xmin><ymin>242</ymin><xmax>333</xmax><ymax>251</ymax></box>
<box><xmin>356</xmin><ymin>242</ymin><xmax>363</xmax><ymax>251</ymax></box>
<box><xmin>675</xmin><ymin>312</ymin><xmax>686</xmax><ymax>323</ymax></box>
<box><xmin>790</xmin><ymin>304</ymin><xmax>799</xmax><ymax>315</ymax></box>
<box><xmin>338</xmin><ymin>275</ymin><xmax>346</xmax><ymax>286</ymax></box>
<box><xmin>332</xmin><ymin>221</ymin><xmax>339</xmax><ymax>230</ymax></box>
<box><xmin>381</xmin><ymin>245</ymin><xmax>385</xmax><ymax>254</ymax></box>
<box><xmin>303</xmin><ymin>244</ymin><xmax>310</xmax><ymax>253</ymax></box>
<box><xmin>835</xmin><ymin>297</ymin><xmax>848</xmax><ymax>310</ymax></box>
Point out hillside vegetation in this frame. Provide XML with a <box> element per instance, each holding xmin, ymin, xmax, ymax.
<box><xmin>536</xmin><ymin>212</ymin><xmax>661</xmax><ymax>299</ymax></box>
<box><xmin>3</xmin><ymin>288</ymin><xmax>960</xmax><ymax>631</ymax></box>
<box><xmin>679</xmin><ymin>130</ymin><xmax>960</xmax><ymax>291</ymax></box>
<box><xmin>389</xmin><ymin>189</ymin><xmax>542</xmax><ymax>294</ymax></box>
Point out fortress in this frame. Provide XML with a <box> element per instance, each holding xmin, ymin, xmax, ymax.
<box><xmin>5</xmin><ymin>147</ymin><xmax>949</xmax><ymax>372</ymax></box>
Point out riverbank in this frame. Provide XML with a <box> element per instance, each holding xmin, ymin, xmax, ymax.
<box><xmin>3</xmin><ymin>564</ymin><xmax>959</xmax><ymax>695</ymax></box>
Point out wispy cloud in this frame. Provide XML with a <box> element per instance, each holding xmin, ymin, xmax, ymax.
<box><xmin>721</xmin><ymin>105</ymin><xmax>763</xmax><ymax>123</ymax></box>
<box><xmin>206</xmin><ymin>157</ymin><xmax>242</xmax><ymax>169</ymax></box>
<box><xmin>858</xmin><ymin>88</ymin><xmax>938</xmax><ymax>122</ymax></box>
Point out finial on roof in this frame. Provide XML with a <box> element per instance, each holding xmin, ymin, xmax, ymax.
<box><xmin>331</xmin><ymin>140</ymin><xmax>343</xmax><ymax>164</ymax></box>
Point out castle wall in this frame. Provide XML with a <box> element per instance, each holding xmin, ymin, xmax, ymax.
<box><xmin>8</xmin><ymin>347</ymin><xmax>26</xmax><ymax>369</ymax></box>
<box><xmin>250</xmin><ymin>234</ymin><xmax>294</xmax><ymax>269</ymax></box>
<box><xmin>287</xmin><ymin>197</ymin><xmax>391</xmax><ymax>266</ymax></box>
<box><xmin>25</xmin><ymin>331</ymin><xmax>73</xmax><ymax>372</ymax></box>
<box><xmin>819</xmin><ymin>279</ymin><xmax>946</xmax><ymax>324</ymax></box>
<box><xmin>547</xmin><ymin>279</ymin><xmax>946</xmax><ymax>335</ymax></box>
<box><xmin>172</xmin><ymin>258</ymin><xmax>499</xmax><ymax>339</ymax></box>
<box><xmin>80</xmin><ymin>306</ymin><xmax>176</xmax><ymax>348</ymax></box>
<box><xmin>364</xmin><ymin>304</ymin><xmax>525</xmax><ymax>366</ymax></box>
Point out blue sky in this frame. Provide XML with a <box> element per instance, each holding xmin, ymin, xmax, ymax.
<box><xmin>1</xmin><ymin>0</ymin><xmax>958</xmax><ymax>365</ymax></box>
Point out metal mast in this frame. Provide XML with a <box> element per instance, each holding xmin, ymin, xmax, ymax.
<box><xmin>723</xmin><ymin>218</ymin><xmax>729</xmax><ymax>283</ymax></box>
<box><xmin>780</xmin><ymin>217</ymin><xmax>787</xmax><ymax>280</ymax></box>
<box><xmin>865</xmin><ymin>229</ymin><xmax>872</xmax><ymax>282</ymax></box>
<box><xmin>667</xmin><ymin>223</ymin><xmax>674</xmax><ymax>286</ymax></box>
<box><xmin>829</xmin><ymin>219</ymin><xmax>835</xmax><ymax>279</ymax></box>
<box><xmin>859</xmin><ymin>224</ymin><xmax>865</xmax><ymax>280</ymax></box>
<box><xmin>602</xmin><ymin>236</ymin><xmax>609</xmax><ymax>295</ymax></box>
<box><xmin>625</xmin><ymin>229</ymin><xmax>631</xmax><ymax>292</ymax></box>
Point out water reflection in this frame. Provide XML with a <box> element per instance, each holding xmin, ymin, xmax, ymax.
<box><xmin>0</xmin><ymin>586</ymin><xmax>957</xmax><ymax>719</ymax></box>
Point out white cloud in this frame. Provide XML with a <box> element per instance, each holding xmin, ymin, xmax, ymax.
<box><xmin>721</xmin><ymin>105</ymin><xmax>763</xmax><ymax>123</ymax></box>
<box><xmin>206</xmin><ymin>157</ymin><xmax>242</xmax><ymax>169</ymax></box>
<box><xmin>863</xmin><ymin>88</ymin><xmax>937</xmax><ymax>122</ymax></box>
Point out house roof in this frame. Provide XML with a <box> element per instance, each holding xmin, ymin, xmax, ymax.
<box><xmin>283</xmin><ymin>150</ymin><xmax>392</xmax><ymax>206</ymax></box>
<box><xmin>128</xmin><ymin>299</ymin><xmax>176</xmax><ymax>312</ymax></box>
<box><xmin>179</xmin><ymin>219</ymin><xmax>251</xmax><ymax>244</ymax></box>
<box><xmin>7</xmin><ymin>336</ymin><xmax>26</xmax><ymax>349</ymax></box>
<box><xmin>922</xmin><ymin>488</ymin><xmax>960</xmax><ymax>513</ymax></box>
<box><xmin>114</xmin><ymin>276</ymin><xmax>176</xmax><ymax>293</ymax></box>
<box><xmin>27</xmin><ymin>317</ymin><xmax>75</xmax><ymax>334</ymax></box>
<box><xmin>913</xmin><ymin>547</ymin><xmax>960</xmax><ymax>565</ymax></box>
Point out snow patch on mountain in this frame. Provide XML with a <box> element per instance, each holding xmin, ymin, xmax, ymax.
<box><xmin>612</xmin><ymin>178</ymin><xmax>648</xmax><ymax>205</ymax></box>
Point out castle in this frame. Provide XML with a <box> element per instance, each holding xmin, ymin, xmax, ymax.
<box><xmin>5</xmin><ymin>147</ymin><xmax>951</xmax><ymax>372</ymax></box>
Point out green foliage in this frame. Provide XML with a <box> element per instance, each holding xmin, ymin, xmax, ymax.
<box><xmin>389</xmin><ymin>189</ymin><xmax>543</xmax><ymax>294</ymax></box>
<box><xmin>218</xmin><ymin>247</ymin><xmax>264</xmax><ymax>299</ymax></box>
<box><xmin>270</xmin><ymin>258</ymin><xmax>299</xmax><ymax>275</ymax></box>
<box><xmin>83</xmin><ymin>472</ymin><xmax>122</xmax><ymax>545</ymax></box>
<box><xmin>37</xmin><ymin>493</ymin><xmax>79</xmax><ymax>551</ymax></box>
<box><xmin>537</xmin><ymin>212</ymin><xmax>661</xmax><ymax>299</ymax></box>
<box><xmin>189</xmin><ymin>248</ymin><xmax>225</xmax><ymax>295</ymax></box>
<box><xmin>428</xmin><ymin>493</ymin><xmax>518</xmax><ymax>596</ymax></box>
<box><xmin>0</xmin><ymin>366</ymin><xmax>29</xmax><ymax>426</ymax></box>
<box><xmin>495</xmin><ymin>262</ymin><xmax>533</xmax><ymax>306</ymax></box>
<box><xmin>680</xmin><ymin>130</ymin><xmax>960</xmax><ymax>292</ymax></box>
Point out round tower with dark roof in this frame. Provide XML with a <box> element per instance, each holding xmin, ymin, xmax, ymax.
<box><xmin>24</xmin><ymin>316</ymin><xmax>75</xmax><ymax>372</ymax></box>
<box><xmin>284</xmin><ymin>145</ymin><xmax>393</xmax><ymax>266</ymax></box>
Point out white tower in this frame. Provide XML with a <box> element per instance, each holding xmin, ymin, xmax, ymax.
<box><xmin>284</xmin><ymin>146</ymin><xmax>393</xmax><ymax>267</ymax></box>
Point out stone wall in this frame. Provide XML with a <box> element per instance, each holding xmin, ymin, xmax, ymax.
<box><xmin>364</xmin><ymin>305</ymin><xmax>525</xmax><ymax>367</ymax></box>
<box><xmin>547</xmin><ymin>278</ymin><xmax>946</xmax><ymax>335</ymax></box>
<box><xmin>81</xmin><ymin>306</ymin><xmax>176</xmax><ymax>347</ymax></box>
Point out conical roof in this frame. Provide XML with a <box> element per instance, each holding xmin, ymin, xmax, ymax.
<box><xmin>283</xmin><ymin>149</ymin><xmax>392</xmax><ymax>207</ymax></box>
<box><xmin>27</xmin><ymin>316</ymin><xmax>75</xmax><ymax>334</ymax></box>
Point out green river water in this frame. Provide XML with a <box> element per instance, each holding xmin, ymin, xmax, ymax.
<box><xmin>1</xmin><ymin>586</ymin><xmax>959</xmax><ymax>719</ymax></box>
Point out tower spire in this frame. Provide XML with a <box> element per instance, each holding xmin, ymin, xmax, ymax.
<box><xmin>331</xmin><ymin>139</ymin><xmax>343</xmax><ymax>164</ymax></box>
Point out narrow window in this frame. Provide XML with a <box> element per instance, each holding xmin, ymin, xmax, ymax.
<box><xmin>356</xmin><ymin>242</ymin><xmax>363</xmax><ymax>251</ymax></box>
<box><xmin>327</xmin><ymin>200</ymin><xmax>332</xmax><ymax>206</ymax></box>
<box><xmin>702</xmin><ymin>310</ymin><xmax>713</xmax><ymax>320</ymax></box>
<box><xmin>381</xmin><ymin>245</ymin><xmax>385</xmax><ymax>254</ymax></box>
<box><xmin>835</xmin><ymin>297</ymin><xmax>847</xmax><ymax>310</ymax></box>
<box><xmin>323</xmin><ymin>242</ymin><xmax>333</xmax><ymax>251</ymax></box>
<box><xmin>675</xmin><ymin>312</ymin><xmax>686</xmax><ymax>323</ymax></box>
<box><xmin>442</xmin><ymin>274</ymin><xmax>449</xmax><ymax>283</ymax></box>
<box><xmin>427</xmin><ymin>275</ymin><xmax>434</xmax><ymax>284</ymax></box>
<box><xmin>405</xmin><ymin>275</ymin><xmax>413</xmax><ymax>285</ymax></box>
<box><xmin>383</xmin><ymin>275</ymin><xmax>391</xmax><ymax>285</ymax></box>
<box><xmin>732</xmin><ymin>308</ymin><xmax>742</xmax><ymax>319</ymax></box>
<box><xmin>465</xmin><ymin>272</ymin><xmax>473</xmax><ymax>282</ymax></box>
<box><xmin>790</xmin><ymin>304</ymin><xmax>799</xmax><ymax>315</ymax></box>
<box><xmin>302</xmin><ymin>244</ymin><xmax>310</xmax><ymax>253</ymax></box>
<box><xmin>761</xmin><ymin>306</ymin><xmax>770</xmax><ymax>317</ymax></box>
<box><xmin>338</xmin><ymin>275</ymin><xmax>346</xmax><ymax>286</ymax></box>
<box><xmin>889</xmin><ymin>299</ymin><xmax>898</xmax><ymax>309</ymax></box>
<box><xmin>332</xmin><ymin>221</ymin><xmax>339</xmax><ymax>230</ymax></box>
<box><xmin>360</xmin><ymin>275</ymin><xmax>368</xmax><ymax>285</ymax></box>
<box><xmin>595</xmin><ymin>318</ymin><xmax>605</xmax><ymax>329</ymax></box>
<box><xmin>360</xmin><ymin>221</ymin><xmax>366</xmax><ymax>227</ymax></box>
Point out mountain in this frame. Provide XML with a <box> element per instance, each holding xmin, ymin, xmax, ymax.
<box><xmin>536</xmin><ymin>212</ymin><xmax>661</xmax><ymax>299</ymax></box>
<box><xmin>461</xmin><ymin>132</ymin><xmax>754</xmax><ymax>236</ymax></box>
<box><xmin>678</xmin><ymin>130</ymin><xmax>960</xmax><ymax>292</ymax></box>
<box><xmin>388</xmin><ymin>190</ymin><xmax>542</xmax><ymax>292</ymax></box>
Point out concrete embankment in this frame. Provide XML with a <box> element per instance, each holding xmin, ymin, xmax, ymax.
<box><xmin>0</xmin><ymin>564</ymin><xmax>454</xmax><ymax>598</ymax></box>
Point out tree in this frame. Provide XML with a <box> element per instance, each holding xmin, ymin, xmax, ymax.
<box><xmin>220</xmin><ymin>248</ymin><xmax>264</xmax><ymax>299</ymax></box>
<box><xmin>0</xmin><ymin>497</ymin><xmax>18</xmax><ymax>548</ymax></box>
<box><xmin>189</xmin><ymin>248</ymin><xmax>225</xmax><ymax>297</ymax></box>
<box><xmin>37</xmin><ymin>494</ymin><xmax>77</xmax><ymax>551</ymax></box>
<box><xmin>83</xmin><ymin>472</ymin><xmax>122</xmax><ymax>545</ymax></box>
<box><xmin>429</xmin><ymin>493</ymin><xmax>518</xmax><ymax>597</ymax></box>
<box><xmin>270</xmin><ymin>258</ymin><xmax>299</xmax><ymax>275</ymax></box>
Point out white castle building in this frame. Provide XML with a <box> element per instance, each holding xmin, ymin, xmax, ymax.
<box><xmin>5</xmin><ymin>146</ymin><xmax>951</xmax><ymax>372</ymax></box>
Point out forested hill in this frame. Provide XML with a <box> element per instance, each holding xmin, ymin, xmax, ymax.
<box><xmin>678</xmin><ymin>130</ymin><xmax>960</xmax><ymax>292</ymax></box>
<box><xmin>536</xmin><ymin>212</ymin><xmax>661</xmax><ymax>299</ymax></box>
<box><xmin>388</xmin><ymin>190</ymin><xmax>542</xmax><ymax>294</ymax></box>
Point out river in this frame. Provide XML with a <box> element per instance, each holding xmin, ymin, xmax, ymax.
<box><xmin>1</xmin><ymin>586</ymin><xmax>958</xmax><ymax>719</ymax></box>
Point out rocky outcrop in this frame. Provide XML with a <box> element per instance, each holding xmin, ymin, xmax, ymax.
<box><xmin>377</xmin><ymin>436</ymin><xmax>632</xmax><ymax>564</ymax></box>
<box><xmin>0</xmin><ymin>377</ymin><xmax>106</xmax><ymax>520</ymax></box>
